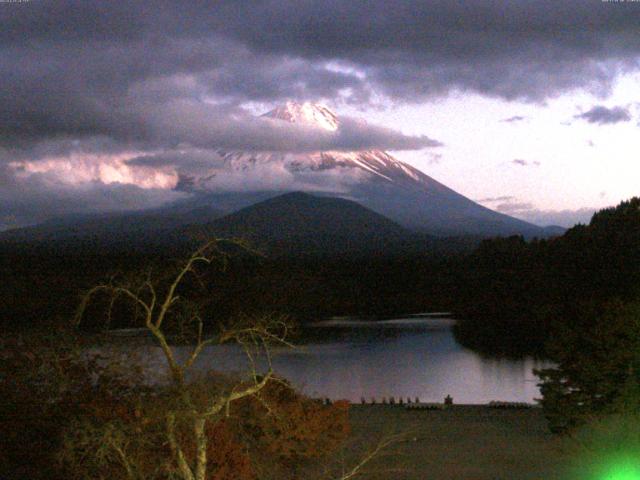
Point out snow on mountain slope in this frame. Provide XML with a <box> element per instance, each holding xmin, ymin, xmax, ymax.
<box><xmin>178</xmin><ymin>101</ymin><xmax>545</xmax><ymax>237</ymax></box>
<box><xmin>263</xmin><ymin>101</ymin><xmax>339</xmax><ymax>131</ymax></box>
<box><xmin>207</xmin><ymin>102</ymin><xmax>447</xmax><ymax>191</ymax></box>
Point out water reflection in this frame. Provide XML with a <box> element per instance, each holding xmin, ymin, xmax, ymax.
<box><xmin>105</xmin><ymin>317</ymin><xmax>552</xmax><ymax>404</ymax></box>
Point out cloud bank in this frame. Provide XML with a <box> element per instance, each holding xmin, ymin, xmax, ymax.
<box><xmin>2</xmin><ymin>0</ymin><xmax>640</xmax><ymax>149</ymax></box>
<box><xmin>1</xmin><ymin>0</ymin><xmax>639</xmax><ymax>227</ymax></box>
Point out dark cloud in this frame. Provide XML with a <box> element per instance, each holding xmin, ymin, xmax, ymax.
<box><xmin>1</xmin><ymin>0</ymin><xmax>638</xmax><ymax>225</ymax></box>
<box><xmin>500</xmin><ymin>115</ymin><xmax>527</xmax><ymax>123</ymax></box>
<box><xmin>2</xmin><ymin>136</ymin><xmax>135</xmax><ymax>163</ymax></box>
<box><xmin>0</xmin><ymin>1</ymin><xmax>638</xmax><ymax>151</ymax></box>
<box><xmin>126</xmin><ymin>150</ymin><xmax>221</xmax><ymax>171</ymax></box>
<box><xmin>210</xmin><ymin>1</ymin><xmax>640</xmax><ymax>102</ymax></box>
<box><xmin>1</xmin><ymin>0</ymin><xmax>639</xmax><ymax>147</ymax></box>
<box><xmin>139</xmin><ymin>101</ymin><xmax>442</xmax><ymax>152</ymax></box>
<box><xmin>0</xmin><ymin>69</ymin><xmax>437</xmax><ymax>154</ymax></box>
<box><xmin>574</xmin><ymin>105</ymin><xmax>632</xmax><ymax>124</ymax></box>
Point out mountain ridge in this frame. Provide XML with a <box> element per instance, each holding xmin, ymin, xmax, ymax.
<box><xmin>181</xmin><ymin>191</ymin><xmax>419</xmax><ymax>257</ymax></box>
<box><xmin>175</xmin><ymin>101</ymin><xmax>553</xmax><ymax>238</ymax></box>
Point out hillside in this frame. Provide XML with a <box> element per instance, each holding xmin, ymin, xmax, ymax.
<box><xmin>184</xmin><ymin>191</ymin><xmax>417</xmax><ymax>256</ymax></box>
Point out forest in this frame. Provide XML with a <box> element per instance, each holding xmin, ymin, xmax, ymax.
<box><xmin>3</xmin><ymin>198</ymin><xmax>640</xmax><ymax>356</ymax></box>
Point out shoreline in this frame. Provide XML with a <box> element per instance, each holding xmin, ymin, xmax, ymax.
<box><xmin>328</xmin><ymin>402</ymin><xmax>542</xmax><ymax>409</ymax></box>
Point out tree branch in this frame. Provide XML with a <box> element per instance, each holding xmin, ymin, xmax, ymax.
<box><xmin>167</xmin><ymin>412</ymin><xmax>196</xmax><ymax>480</ymax></box>
<box><xmin>333</xmin><ymin>432</ymin><xmax>409</xmax><ymax>480</ymax></box>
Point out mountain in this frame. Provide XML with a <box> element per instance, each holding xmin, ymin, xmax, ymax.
<box><xmin>0</xmin><ymin>205</ymin><xmax>223</xmax><ymax>246</ymax></box>
<box><xmin>264</xmin><ymin>101</ymin><xmax>339</xmax><ymax>130</ymax></box>
<box><xmin>540</xmin><ymin>225</ymin><xmax>567</xmax><ymax>237</ymax></box>
<box><xmin>0</xmin><ymin>102</ymin><xmax>558</xmax><ymax>245</ymax></box>
<box><xmin>0</xmin><ymin>190</ymin><xmax>483</xmax><ymax>258</ymax></box>
<box><xmin>178</xmin><ymin>101</ymin><xmax>551</xmax><ymax>238</ymax></box>
<box><xmin>182</xmin><ymin>191</ymin><xmax>417</xmax><ymax>256</ymax></box>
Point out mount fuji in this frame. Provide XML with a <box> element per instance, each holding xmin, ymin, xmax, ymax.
<box><xmin>0</xmin><ymin>102</ymin><xmax>560</xmax><ymax>247</ymax></box>
<box><xmin>175</xmin><ymin>102</ymin><xmax>552</xmax><ymax>238</ymax></box>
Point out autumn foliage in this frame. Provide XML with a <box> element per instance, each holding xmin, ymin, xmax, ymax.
<box><xmin>0</xmin><ymin>332</ymin><xmax>351</xmax><ymax>480</ymax></box>
<box><xmin>62</xmin><ymin>375</ymin><xmax>351</xmax><ymax>480</ymax></box>
<box><xmin>2</xmin><ymin>242</ymin><xmax>356</xmax><ymax>480</ymax></box>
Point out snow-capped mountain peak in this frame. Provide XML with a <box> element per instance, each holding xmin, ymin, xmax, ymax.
<box><xmin>203</xmin><ymin>102</ymin><xmax>442</xmax><ymax>191</ymax></box>
<box><xmin>263</xmin><ymin>101</ymin><xmax>339</xmax><ymax>131</ymax></box>
<box><xmin>175</xmin><ymin>100</ymin><xmax>545</xmax><ymax>237</ymax></box>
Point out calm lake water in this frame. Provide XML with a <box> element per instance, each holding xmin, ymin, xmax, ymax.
<box><xmin>105</xmin><ymin>316</ymin><xmax>552</xmax><ymax>404</ymax></box>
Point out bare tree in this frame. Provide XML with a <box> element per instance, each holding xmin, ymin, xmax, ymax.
<box><xmin>72</xmin><ymin>240</ymin><xmax>300</xmax><ymax>480</ymax></box>
<box><xmin>69</xmin><ymin>239</ymin><xmax>402</xmax><ymax>480</ymax></box>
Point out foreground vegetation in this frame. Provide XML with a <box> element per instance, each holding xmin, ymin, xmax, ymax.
<box><xmin>1</xmin><ymin>242</ymin><xmax>390</xmax><ymax>479</ymax></box>
<box><xmin>1</xmin><ymin>327</ymin><xmax>360</xmax><ymax>480</ymax></box>
<box><xmin>3</xmin><ymin>198</ymin><xmax>640</xmax><ymax>477</ymax></box>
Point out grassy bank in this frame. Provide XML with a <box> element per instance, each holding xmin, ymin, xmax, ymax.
<box><xmin>345</xmin><ymin>405</ymin><xmax>567</xmax><ymax>479</ymax></box>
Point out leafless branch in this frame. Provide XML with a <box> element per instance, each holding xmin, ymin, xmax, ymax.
<box><xmin>329</xmin><ymin>431</ymin><xmax>411</xmax><ymax>480</ymax></box>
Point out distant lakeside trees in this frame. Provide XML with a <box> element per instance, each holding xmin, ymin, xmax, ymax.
<box><xmin>0</xmin><ymin>243</ymin><xmax>461</xmax><ymax>333</ymax></box>
<box><xmin>453</xmin><ymin>197</ymin><xmax>640</xmax><ymax>358</ymax></box>
<box><xmin>452</xmin><ymin>197</ymin><xmax>640</xmax><ymax>433</ymax></box>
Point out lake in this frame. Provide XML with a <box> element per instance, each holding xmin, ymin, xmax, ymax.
<box><xmin>105</xmin><ymin>316</ymin><xmax>552</xmax><ymax>404</ymax></box>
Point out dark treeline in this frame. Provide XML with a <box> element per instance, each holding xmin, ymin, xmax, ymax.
<box><xmin>0</xmin><ymin>238</ymin><xmax>465</xmax><ymax>334</ymax></box>
<box><xmin>3</xmin><ymin>197</ymin><xmax>639</xmax><ymax>362</ymax></box>
<box><xmin>453</xmin><ymin>197</ymin><xmax>640</xmax><ymax>357</ymax></box>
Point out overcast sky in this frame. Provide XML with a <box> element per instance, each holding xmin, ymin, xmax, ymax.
<box><xmin>2</xmin><ymin>0</ymin><xmax>640</xmax><ymax>229</ymax></box>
